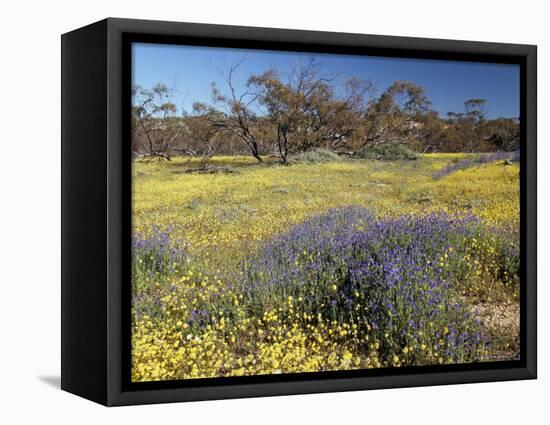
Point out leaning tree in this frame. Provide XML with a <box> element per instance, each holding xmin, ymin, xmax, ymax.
<box><xmin>209</xmin><ymin>59</ymin><xmax>265</xmax><ymax>162</ymax></box>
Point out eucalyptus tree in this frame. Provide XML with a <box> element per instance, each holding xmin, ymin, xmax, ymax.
<box><xmin>132</xmin><ymin>83</ymin><xmax>184</xmax><ymax>160</ymax></box>
<box><xmin>359</xmin><ymin>80</ymin><xmax>432</xmax><ymax>149</ymax></box>
<box><xmin>248</xmin><ymin>59</ymin><xmax>373</xmax><ymax>162</ymax></box>
<box><xmin>446</xmin><ymin>99</ymin><xmax>488</xmax><ymax>153</ymax></box>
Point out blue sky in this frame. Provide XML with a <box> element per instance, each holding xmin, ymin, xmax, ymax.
<box><xmin>132</xmin><ymin>42</ymin><xmax>520</xmax><ymax>119</ymax></box>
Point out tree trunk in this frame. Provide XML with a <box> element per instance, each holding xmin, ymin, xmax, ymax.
<box><xmin>250</xmin><ymin>143</ymin><xmax>263</xmax><ymax>162</ymax></box>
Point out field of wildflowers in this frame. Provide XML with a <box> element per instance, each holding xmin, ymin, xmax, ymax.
<box><xmin>131</xmin><ymin>153</ymin><xmax>520</xmax><ymax>381</ymax></box>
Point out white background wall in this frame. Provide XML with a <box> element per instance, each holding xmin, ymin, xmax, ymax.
<box><xmin>0</xmin><ymin>0</ymin><xmax>546</xmax><ymax>422</ymax></box>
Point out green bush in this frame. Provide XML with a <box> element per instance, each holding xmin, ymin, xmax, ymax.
<box><xmin>287</xmin><ymin>148</ymin><xmax>342</xmax><ymax>164</ymax></box>
<box><xmin>357</xmin><ymin>143</ymin><xmax>418</xmax><ymax>161</ymax></box>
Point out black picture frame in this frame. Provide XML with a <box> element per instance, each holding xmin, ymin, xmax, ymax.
<box><xmin>61</xmin><ymin>17</ymin><xmax>537</xmax><ymax>406</ymax></box>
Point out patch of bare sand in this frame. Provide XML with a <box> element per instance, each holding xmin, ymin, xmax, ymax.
<box><xmin>471</xmin><ymin>301</ymin><xmax>520</xmax><ymax>362</ymax></box>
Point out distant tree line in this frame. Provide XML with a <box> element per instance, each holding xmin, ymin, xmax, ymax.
<box><xmin>132</xmin><ymin>59</ymin><xmax>519</xmax><ymax>162</ymax></box>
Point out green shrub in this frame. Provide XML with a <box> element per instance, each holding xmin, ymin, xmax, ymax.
<box><xmin>287</xmin><ymin>148</ymin><xmax>342</xmax><ymax>164</ymax></box>
<box><xmin>357</xmin><ymin>143</ymin><xmax>418</xmax><ymax>161</ymax></box>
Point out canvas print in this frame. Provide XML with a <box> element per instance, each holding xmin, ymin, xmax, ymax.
<box><xmin>130</xmin><ymin>43</ymin><xmax>520</xmax><ymax>382</ymax></box>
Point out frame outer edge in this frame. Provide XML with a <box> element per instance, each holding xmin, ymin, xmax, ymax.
<box><xmin>107</xmin><ymin>17</ymin><xmax>125</xmax><ymax>406</ymax></box>
<box><xmin>525</xmin><ymin>45</ymin><xmax>537</xmax><ymax>378</ymax></box>
<box><xmin>98</xmin><ymin>17</ymin><xmax>537</xmax><ymax>406</ymax></box>
<box><xmin>61</xmin><ymin>19</ymin><xmax>110</xmax><ymax>406</ymax></box>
